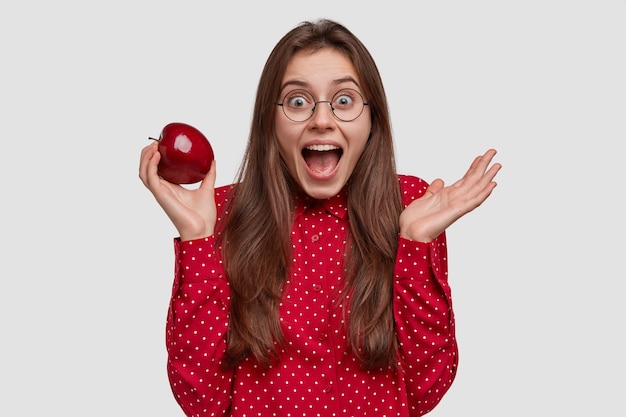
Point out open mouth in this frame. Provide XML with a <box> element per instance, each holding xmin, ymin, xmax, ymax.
<box><xmin>302</xmin><ymin>144</ymin><xmax>343</xmax><ymax>176</ymax></box>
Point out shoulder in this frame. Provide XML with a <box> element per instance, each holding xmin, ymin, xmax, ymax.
<box><xmin>214</xmin><ymin>183</ymin><xmax>235</xmax><ymax>208</ymax></box>
<box><xmin>397</xmin><ymin>174</ymin><xmax>429</xmax><ymax>208</ymax></box>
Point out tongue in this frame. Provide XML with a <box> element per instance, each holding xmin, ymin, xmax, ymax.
<box><xmin>304</xmin><ymin>150</ymin><xmax>340</xmax><ymax>175</ymax></box>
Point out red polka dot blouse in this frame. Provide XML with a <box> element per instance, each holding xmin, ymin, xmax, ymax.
<box><xmin>166</xmin><ymin>175</ymin><xmax>458</xmax><ymax>416</ymax></box>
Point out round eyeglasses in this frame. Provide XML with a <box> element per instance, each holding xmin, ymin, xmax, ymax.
<box><xmin>276</xmin><ymin>88</ymin><xmax>369</xmax><ymax>122</ymax></box>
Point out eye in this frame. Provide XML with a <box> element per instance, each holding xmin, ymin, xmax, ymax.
<box><xmin>285</xmin><ymin>90</ymin><xmax>314</xmax><ymax>109</ymax></box>
<box><xmin>333</xmin><ymin>90</ymin><xmax>356</xmax><ymax>109</ymax></box>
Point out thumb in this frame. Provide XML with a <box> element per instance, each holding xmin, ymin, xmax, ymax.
<box><xmin>198</xmin><ymin>160</ymin><xmax>217</xmax><ymax>192</ymax></box>
<box><xmin>423</xmin><ymin>178</ymin><xmax>444</xmax><ymax>199</ymax></box>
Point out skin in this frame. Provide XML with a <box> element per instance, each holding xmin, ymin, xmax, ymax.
<box><xmin>274</xmin><ymin>48</ymin><xmax>371</xmax><ymax>200</ymax></box>
<box><xmin>399</xmin><ymin>148</ymin><xmax>501</xmax><ymax>242</ymax></box>
<box><xmin>138</xmin><ymin>47</ymin><xmax>501</xmax><ymax>243</ymax></box>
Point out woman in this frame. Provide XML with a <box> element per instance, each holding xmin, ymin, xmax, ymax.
<box><xmin>139</xmin><ymin>18</ymin><xmax>501</xmax><ymax>417</ymax></box>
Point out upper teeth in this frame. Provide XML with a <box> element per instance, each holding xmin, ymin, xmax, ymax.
<box><xmin>306</xmin><ymin>144</ymin><xmax>339</xmax><ymax>151</ymax></box>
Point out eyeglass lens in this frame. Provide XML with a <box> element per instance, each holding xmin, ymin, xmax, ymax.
<box><xmin>280</xmin><ymin>89</ymin><xmax>366</xmax><ymax>122</ymax></box>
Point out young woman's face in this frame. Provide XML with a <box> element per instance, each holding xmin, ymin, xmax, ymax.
<box><xmin>275</xmin><ymin>48</ymin><xmax>371</xmax><ymax>200</ymax></box>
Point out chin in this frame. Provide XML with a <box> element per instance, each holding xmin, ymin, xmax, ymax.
<box><xmin>299</xmin><ymin>179</ymin><xmax>345</xmax><ymax>200</ymax></box>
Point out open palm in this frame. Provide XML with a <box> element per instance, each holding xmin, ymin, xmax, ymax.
<box><xmin>399</xmin><ymin>149</ymin><xmax>501</xmax><ymax>242</ymax></box>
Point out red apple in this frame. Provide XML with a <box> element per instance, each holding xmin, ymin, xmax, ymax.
<box><xmin>149</xmin><ymin>122</ymin><xmax>214</xmax><ymax>184</ymax></box>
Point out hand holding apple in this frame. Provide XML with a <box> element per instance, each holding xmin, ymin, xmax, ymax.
<box><xmin>139</xmin><ymin>127</ymin><xmax>218</xmax><ymax>240</ymax></box>
<box><xmin>149</xmin><ymin>122</ymin><xmax>214</xmax><ymax>184</ymax></box>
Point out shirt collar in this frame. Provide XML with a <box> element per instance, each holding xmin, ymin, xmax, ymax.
<box><xmin>293</xmin><ymin>188</ymin><xmax>348</xmax><ymax>219</ymax></box>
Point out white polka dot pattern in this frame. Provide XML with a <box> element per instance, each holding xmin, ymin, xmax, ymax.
<box><xmin>166</xmin><ymin>175</ymin><xmax>458</xmax><ymax>416</ymax></box>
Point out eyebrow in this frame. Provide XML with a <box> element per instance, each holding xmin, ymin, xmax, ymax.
<box><xmin>279</xmin><ymin>77</ymin><xmax>361</xmax><ymax>94</ymax></box>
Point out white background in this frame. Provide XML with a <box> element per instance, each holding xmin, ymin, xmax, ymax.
<box><xmin>1</xmin><ymin>1</ymin><xmax>625</xmax><ymax>415</ymax></box>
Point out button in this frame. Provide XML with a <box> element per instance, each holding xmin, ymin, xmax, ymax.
<box><xmin>313</xmin><ymin>284</ymin><xmax>322</xmax><ymax>292</ymax></box>
<box><xmin>318</xmin><ymin>333</ymin><xmax>328</xmax><ymax>341</ymax></box>
<box><xmin>311</xmin><ymin>234</ymin><xmax>320</xmax><ymax>242</ymax></box>
<box><xmin>323</xmin><ymin>385</ymin><xmax>332</xmax><ymax>393</ymax></box>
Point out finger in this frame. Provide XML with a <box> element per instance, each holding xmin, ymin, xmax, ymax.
<box><xmin>483</xmin><ymin>160</ymin><xmax>502</xmax><ymax>183</ymax></box>
<box><xmin>423</xmin><ymin>178</ymin><xmax>445</xmax><ymax>198</ymax></box>
<box><xmin>138</xmin><ymin>142</ymin><xmax>157</xmax><ymax>184</ymax></box>
<box><xmin>466</xmin><ymin>162</ymin><xmax>502</xmax><ymax>209</ymax></box>
<box><xmin>472</xmin><ymin>157</ymin><xmax>502</xmax><ymax>191</ymax></box>
<box><xmin>140</xmin><ymin>142</ymin><xmax>162</xmax><ymax>189</ymax></box>
<box><xmin>469</xmin><ymin>149</ymin><xmax>497</xmax><ymax>175</ymax></box>
<box><xmin>464</xmin><ymin>161</ymin><xmax>501</xmax><ymax>201</ymax></box>
<box><xmin>198</xmin><ymin>160</ymin><xmax>217</xmax><ymax>192</ymax></box>
<box><xmin>470</xmin><ymin>177</ymin><xmax>499</xmax><ymax>209</ymax></box>
<box><xmin>454</xmin><ymin>149</ymin><xmax>499</xmax><ymax>187</ymax></box>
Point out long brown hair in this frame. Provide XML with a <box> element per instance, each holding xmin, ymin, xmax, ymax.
<box><xmin>218</xmin><ymin>19</ymin><xmax>402</xmax><ymax>369</ymax></box>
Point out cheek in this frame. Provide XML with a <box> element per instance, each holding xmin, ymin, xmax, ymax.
<box><xmin>348</xmin><ymin>121</ymin><xmax>372</xmax><ymax>154</ymax></box>
<box><xmin>274</xmin><ymin>119</ymin><xmax>299</xmax><ymax>159</ymax></box>
<box><xmin>274</xmin><ymin>115</ymin><xmax>288</xmax><ymax>154</ymax></box>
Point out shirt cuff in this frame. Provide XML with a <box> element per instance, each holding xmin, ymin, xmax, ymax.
<box><xmin>173</xmin><ymin>235</ymin><xmax>223</xmax><ymax>285</ymax></box>
<box><xmin>394</xmin><ymin>236</ymin><xmax>434</xmax><ymax>280</ymax></box>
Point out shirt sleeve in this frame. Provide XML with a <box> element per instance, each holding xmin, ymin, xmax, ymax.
<box><xmin>166</xmin><ymin>235</ymin><xmax>233</xmax><ymax>416</ymax></box>
<box><xmin>394</xmin><ymin>234</ymin><xmax>458</xmax><ymax>416</ymax></box>
<box><xmin>394</xmin><ymin>174</ymin><xmax>458</xmax><ymax>415</ymax></box>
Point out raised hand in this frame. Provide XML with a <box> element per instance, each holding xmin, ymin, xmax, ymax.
<box><xmin>399</xmin><ymin>149</ymin><xmax>502</xmax><ymax>242</ymax></box>
<box><xmin>139</xmin><ymin>141</ymin><xmax>217</xmax><ymax>241</ymax></box>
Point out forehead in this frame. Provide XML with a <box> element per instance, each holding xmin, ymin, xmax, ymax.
<box><xmin>281</xmin><ymin>48</ymin><xmax>361</xmax><ymax>92</ymax></box>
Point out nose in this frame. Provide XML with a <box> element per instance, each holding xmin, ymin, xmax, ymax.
<box><xmin>310</xmin><ymin>100</ymin><xmax>335</xmax><ymax>124</ymax></box>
